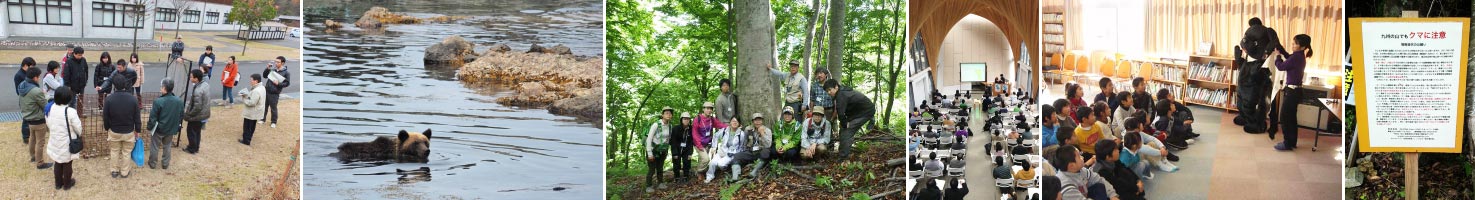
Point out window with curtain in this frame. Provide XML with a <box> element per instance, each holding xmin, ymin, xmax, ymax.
<box><xmin>92</xmin><ymin>2</ymin><xmax>142</xmax><ymax>28</ymax></box>
<box><xmin>1076</xmin><ymin>0</ymin><xmax>1145</xmax><ymax>54</ymax></box>
<box><xmin>1144</xmin><ymin>0</ymin><xmax>1343</xmax><ymax>72</ymax></box>
<box><xmin>156</xmin><ymin>8</ymin><xmax>176</xmax><ymax>22</ymax></box>
<box><xmin>6</xmin><ymin>0</ymin><xmax>73</xmax><ymax>25</ymax></box>
<box><xmin>182</xmin><ymin>9</ymin><xmax>199</xmax><ymax>23</ymax></box>
<box><xmin>206</xmin><ymin>12</ymin><xmax>219</xmax><ymax>24</ymax></box>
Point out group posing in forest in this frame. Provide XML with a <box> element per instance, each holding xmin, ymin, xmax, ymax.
<box><xmin>642</xmin><ymin>61</ymin><xmax>876</xmax><ymax>191</ymax></box>
<box><xmin>14</xmin><ymin>36</ymin><xmax>291</xmax><ymax>190</ymax></box>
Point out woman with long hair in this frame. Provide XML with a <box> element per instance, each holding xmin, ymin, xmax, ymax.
<box><xmin>94</xmin><ymin>52</ymin><xmax>114</xmax><ymax>109</ymax></box>
<box><xmin>1271</xmin><ymin>34</ymin><xmax>1313</xmax><ymax>151</ymax></box>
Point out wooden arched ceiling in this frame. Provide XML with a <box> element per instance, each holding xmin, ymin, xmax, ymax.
<box><xmin>909</xmin><ymin>0</ymin><xmax>1039</xmax><ymax>71</ymax></box>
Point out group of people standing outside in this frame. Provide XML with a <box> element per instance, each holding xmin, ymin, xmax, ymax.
<box><xmin>13</xmin><ymin>36</ymin><xmax>292</xmax><ymax>190</ymax></box>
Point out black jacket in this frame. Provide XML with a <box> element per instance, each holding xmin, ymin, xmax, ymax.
<box><xmin>917</xmin><ymin>183</ymin><xmax>942</xmax><ymax>200</ymax></box>
<box><xmin>94</xmin><ymin>61</ymin><xmax>114</xmax><ymax>92</ymax></box>
<box><xmin>264</xmin><ymin>66</ymin><xmax>291</xmax><ymax>95</ymax></box>
<box><xmin>669</xmin><ymin>124</ymin><xmax>692</xmax><ymax>156</ymax></box>
<box><xmin>833</xmin><ymin>87</ymin><xmax>875</xmax><ymax>123</ymax></box>
<box><xmin>102</xmin><ymin>91</ymin><xmax>141</xmax><ymax>133</ymax></box>
<box><xmin>943</xmin><ymin>182</ymin><xmax>968</xmax><ymax>200</ymax></box>
<box><xmin>63</xmin><ymin>55</ymin><xmax>88</xmax><ymax>93</ymax></box>
<box><xmin>1095</xmin><ymin>160</ymin><xmax>1145</xmax><ymax>200</ymax></box>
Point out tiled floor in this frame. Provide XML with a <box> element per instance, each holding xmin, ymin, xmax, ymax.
<box><xmin>1042</xmin><ymin>83</ymin><xmax>1342</xmax><ymax>200</ymax></box>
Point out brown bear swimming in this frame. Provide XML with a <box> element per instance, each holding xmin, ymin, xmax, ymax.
<box><xmin>331</xmin><ymin>129</ymin><xmax>433</xmax><ymax>163</ymax></box>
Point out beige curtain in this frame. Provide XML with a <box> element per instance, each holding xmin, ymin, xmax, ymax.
<box><xmin>1144</xmin><ymin>0</ymin><xmax>1343</xmax><ymax>72</ymax></box>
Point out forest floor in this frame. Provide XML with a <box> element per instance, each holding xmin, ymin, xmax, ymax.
<box><xmin>1345</xmin><ymin>152</ymin><xmax>1473</xmax><ymax>199</ymax></box>
<box><xmin>608</xmin><ymin>130</ymin><xmax>906</xmax><ymax>200</ymax></box>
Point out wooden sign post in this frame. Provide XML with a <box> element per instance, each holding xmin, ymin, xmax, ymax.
<box><xmin>1350</xmin><ymin>17</ymin><xmax>1471</xmax><ymax>200</ymax></box>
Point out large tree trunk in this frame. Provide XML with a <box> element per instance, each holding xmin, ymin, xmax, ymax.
<box><xmin>734</xmin><ymin>0</ymin><xmax>779</xmax><ymax>126</ymax></box>
<box><xmin>825</xmin><ymin>0</ymin><xmax>846</xmax><ymax>82</ymax></box>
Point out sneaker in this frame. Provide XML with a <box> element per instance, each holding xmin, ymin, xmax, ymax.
<box><xmin>271</xmin><ymin>123</ymin><xmax>277</xmax><ymax>128</ymax></box>
<box><xmin>1154</xmin><ymin>159</ymin><xmax>1179</xmax><ymax>172</ymax></box>
<box><xmin>1274</xmin><ymin>142</ymin><xmax>1294</xmax><ymax>151</ymax></box>
<box><xmin>645</xmin><ymin>187</ymin><xmax>653</xmax><ymax>193</ymax></box>
<box><xmin>1142</xmin><ymin>170</ymin><xmax>1154</xmax><ymax>180</ymax></box>
<box><xmin>1185</xmin><ymin>139</ymin><xmax>1196</xmax><ymax>145</ymax></box>
<box><xmin>111</xmin><ymin>172</ymin><xmax>119</xmax><ymax>178</ymax></box>
<box><xmin>36</xmin><ymin>163</ymin><xmax>52</xmax><ymax>169</ymax></box>
<box><xmin>1166</xmin><ymin>153</ymin><xmax>1180</xmax><ymax>162</ymax></box>
<box><xmin>704</xmin><ymin>175</ymin><xmax>715</xmax><ymax>183</ymax></box>
<box><xmin>1233</xmin><ymin>116</ymin><xmax>1246</xmax><ymax>125</ymax></box>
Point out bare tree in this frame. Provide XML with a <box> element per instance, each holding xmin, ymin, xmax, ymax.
<box><xmin>124</xmin><ymin>0</ymin><xmax>157</xmax><ymax>54</ymax></box>
<box><xmin>167</xmin><ymin>0</ymin><xmax>199</xmax><ymax>37</ymax></box>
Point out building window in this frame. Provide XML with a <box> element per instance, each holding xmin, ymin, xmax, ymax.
<box><xmin>182</xmin><ymin>9</ymin><xmax>199</xmax><ymax>23</ymax></box>
<box><xmin>155</xmin><ymin>8</ymin><xmax>176</xmax><ymax>22</ymax></box>
<box><xmin>6</xmin><ymin>0</ymin><xmax>73</xmax><ymax>25</ymax></box>
<box><xmin>92</xmin><ymin>2</ymin><xmax>142</xmax><ymax>28</ymax></box>
<box><xmin>205</xmin><ymin>12</ymin><xmax>218</xmax><ymax>24</ymax></box>
<box><xmin>221</xmin><ymin>12</ymin><xmax>231</xmax><ymax>24</ymax></box>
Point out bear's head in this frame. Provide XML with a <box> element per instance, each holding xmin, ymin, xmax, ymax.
<box><xmin>396</xmin><ymin>129</ymin><xmax>432</xmax><ymax>163</ymax></box>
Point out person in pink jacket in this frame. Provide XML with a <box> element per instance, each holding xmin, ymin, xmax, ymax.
<box><xmin>692</xmin><ymin>102</ymin><xmax>726</xmax><ymax>150</ymax></box>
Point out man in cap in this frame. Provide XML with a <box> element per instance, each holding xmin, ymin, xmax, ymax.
<box><xmin>769</xmin><ymin>61</ymin><xmax>807</xmax><ymax>113</ymax></box>
<box><xmin>170</xmin><ymin>35</ymin><xmax>186</xmax><ymax>61</ymax></box>
<box><xmin>644</xmin><ymin>107</ymin><xmax>673</xmax><ymax>192</ymax></box>
<box><xmin>801</xmin><ymin>106</ymin><xmax>832</xmax><ymax>159</ymax></box>
<box><xmin>742</xmin><ymin>112</ymin><xmax>772</xmax><ymax>177</ymax></box>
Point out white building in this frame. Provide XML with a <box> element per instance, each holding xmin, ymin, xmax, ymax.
<box><xmin>0</xmin><ymin>0</ymin><xmax>244</xmax><ymax>40</ymax></box>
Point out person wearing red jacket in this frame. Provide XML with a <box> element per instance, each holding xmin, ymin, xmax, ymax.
<box><xmin>220</xmin><ymin>56</ymin><xmax>240</xmax><ymax>105</ymax></box>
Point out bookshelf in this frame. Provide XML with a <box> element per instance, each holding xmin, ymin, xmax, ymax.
<box><xmin>1184</xmin><ymin>55</ymin><xmax>1238</xmax><ymax>111</ymax></box>
<box><xmin>1042</xmin><ymin>12</ymin><xmax>1066</xmax><ymax>57</ymax></box>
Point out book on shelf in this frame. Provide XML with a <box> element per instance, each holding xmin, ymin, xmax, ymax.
<box><xmin>1153</xmin><ymin>63</ymin><xmax>1184</xmax><ymax>82</ymax></box>
<box><xmin>1043</xmin><ymin>13</ymin><xmax>1064</xmax><ymax>23</ymax></box>
<box><xmin>1146</xmin><ymin>82</ymin><xmax>1181</xmax><ymax>100</ymax></box>
<box><xmin>1045</xmin><ymin>24</ymin><xmax>1064</xmax><ymax>33</ymax></box>
<box><xmin>1189</xmin><ymin>62</ymin><xmax>1230</xmax><ymax>83</ymax></box>
<box><xmin>1185</xmin><ymin>86</ymin><xmax>1231</xmax><ymax>107</ymax></box>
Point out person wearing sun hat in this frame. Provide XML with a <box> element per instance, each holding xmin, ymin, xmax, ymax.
<box><xmin>768</xmin><ymin>60</ymin><xmax>807</xmax><ymax>113</ymax></box>
<box><xmin>669</xmin><ymin>112</ymin><xmax>694</xmax><ymax>183</ymax></box>
<box><xmin>773</xmin><ymin>106</ymin><xmax>803</xmax><ymax>162</ymax></box>
<box><xmin>691</xmin><ymin>102</ymin><xmax>724</xmax><ymax>175</ymax></box>
<box><xmin>740</xmin><ymin>112</ymin><xmax>772</xmax><ymax>177</ymax></box>
<box><xmin>692</xmin><ymin>102</ymin><xmax>723</xmax><ymax>150</ymax></box>
<box><xmin>801</xmin><ymin>106</ymin><xmax>831</xmax><ymax>159</ymax></box>
<box><xmin>643</xmin><ymin>107</ymin><xmax>673</xmax><ymax>192</ymax></box>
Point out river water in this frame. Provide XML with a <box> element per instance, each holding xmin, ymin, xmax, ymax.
<box><xmin>300</xmin><ymin>0</ymin><xmax>603</xmax><ymax>199</ymax></box>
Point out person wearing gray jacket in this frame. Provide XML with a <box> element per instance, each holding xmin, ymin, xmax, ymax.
<box><xmin>714</xmin><ymin>79</ymin><xmax>738</xmax><ymax>123</ymax></box>
<box><xmin>182</xmin><ymin>69</ymin><xmax>211</xmax><ymax>154</ymax></box>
